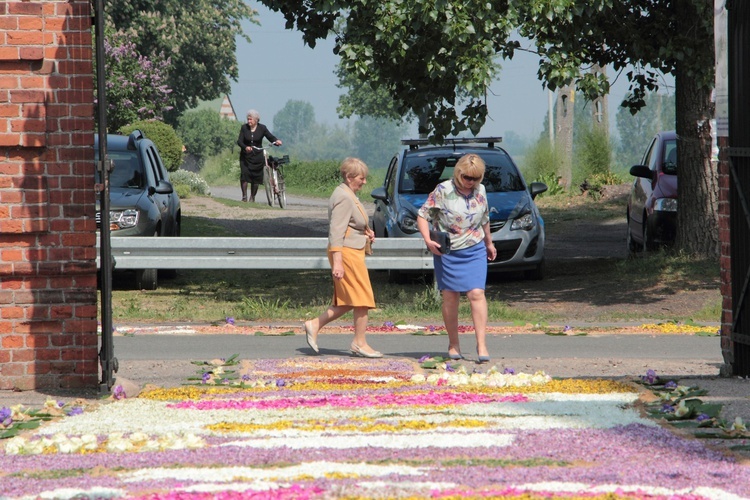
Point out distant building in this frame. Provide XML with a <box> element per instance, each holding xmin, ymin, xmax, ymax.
<box><xmin>194</xmin><ymin>95</ymin><xmax>238</xmax><ymax>121</ymax></box>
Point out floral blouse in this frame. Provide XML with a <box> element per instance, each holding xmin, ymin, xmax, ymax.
<box><xmin>417</xmin><ymin>180</ymin><xmax>490</xmax><ymax>250</ymax></box>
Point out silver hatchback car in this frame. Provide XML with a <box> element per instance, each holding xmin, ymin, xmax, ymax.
<box><xmin>371</xmin><ymin>138</ymin><xmax>547</xmax><ymax>282</ymax></box>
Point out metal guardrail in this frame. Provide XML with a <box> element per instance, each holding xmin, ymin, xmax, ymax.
<box><xmin>97</xmin><ymin>237</ymin><xmax>434</xmax><ymax>271</ymax></box>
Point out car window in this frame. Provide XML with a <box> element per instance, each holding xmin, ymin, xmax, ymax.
<box><xmin>662</xmin><ymin>139</ymin><xmax>677</xmax><ymax>175</ymax></box>
<box><xmin>402</xmin><ymin>151</ymin><xmax>524</xmax><ymax>194</ymax></box>
<box><xmin>385</xmin><ymin>156</ymin><xmax>398</xmax><ymax>198</ymax></box>
<box><xmin>145</xmin><ymin>147</ymin><xmax>164</xmax><ymax>182</ymax></box>
<box><xmin>402</xmin><ymin>155</ymin><xmax>454</xmax><ymax>194</ymax></box>
<box><xmin>95</xmin><ymin>151</ymin><xmax>143</xmax><ymax>189</ymax></box>
<box><xmin>110</xmin><ymin>152</ymin><xmax>143</xmax><ymax>188</ymax></box>
<box><xmin>644</xmin><ymin>138</ymin><xmax>658</xmax><ymax>171</ymax></box>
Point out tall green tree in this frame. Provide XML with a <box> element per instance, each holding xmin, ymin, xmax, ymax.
<box><xmin>261</xmin><ymin>0</ymin><xmax>717</xmax><ymax>257</ymax></box>
<box><xmin>515</xmin><ymin>0</ymin><xmax>716</xmax><ymax>257</ymax></box>
<box><xmin>262</xmin><ymin>0</ymin><xmax>513</xmax><ymax>141</ymax></box>
<box><xmin>107</xmin><ymin>0</ymin><xmax>256</xmax><ymax>123</ymax></box>
<box><xmin>272</xmin><ymin>100</ymin><xmax>316</xmax><ymax>146</ymax></box>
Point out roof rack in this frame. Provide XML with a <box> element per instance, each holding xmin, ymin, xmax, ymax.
<box><xmin>401</xmin><ymin>136</ymin><xmax>503</xmax><ymax>150</ymax></box>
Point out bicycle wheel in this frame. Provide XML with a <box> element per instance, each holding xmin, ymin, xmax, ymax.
<box><xmin>263</xmin><ymin>165</ymin><xmax>274</xmax><ymax>207</ymax></box>
<box><xmin>276</xmin><ymin>171</ymin><xmax>286</xmax><ymax>208</ymax></box>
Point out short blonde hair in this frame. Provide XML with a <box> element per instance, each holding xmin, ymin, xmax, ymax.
<box><xmin>453</xmin><ymin>154</ymin><xmax>485</xmax><ymax>186</ymax></box>
<box><xmin>246</xmin><ymin>109</ymin><xmax>260</xmax><ymax>120</ymax></box>
<box><xmin>340</xmin><ymin>157</ymin><xmax>369</xmax><ymax>180</ymax></box>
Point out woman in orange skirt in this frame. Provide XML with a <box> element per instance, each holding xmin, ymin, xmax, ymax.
<box><xmin>303</xmin><ymin>158</ymin><xmax>381</xmax><ymax>358</ymax></box>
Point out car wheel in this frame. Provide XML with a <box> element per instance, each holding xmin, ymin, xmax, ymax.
<box><xmin>524</xmin><ymin>259</ymin><xmax>545</xmax><ymax>280</ymax></box>
<box><xmin>135</xmin><ymin>268</ymin><xmax>158</xmax><ymax>290</ymax></box>
<box><xmin>642</xmin><ymin>215</ymin><xmax>655</xmax><ymax>251</ymax></box>
<box><xmin>626</xmin><ymin>222</ymin><xmax>640</xmax><ymax>254</ymax></box>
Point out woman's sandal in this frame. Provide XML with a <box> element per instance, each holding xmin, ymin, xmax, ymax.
<box><xmin>303</xmin><ymin>322</ymin><xmax>319</xmax><ymax>354</ymax></box>
<box><xmin>476</xmin><ymin>348</ymin><xmax>490</xmax><ymax>364</ymax></box>
<box><xmin>351</xmin><ymin>343</ymin><xmax>383</xmax><ymax>358</ymax></box>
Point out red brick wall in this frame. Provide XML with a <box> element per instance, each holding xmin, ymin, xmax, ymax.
<box><xmin>718</xmin><ymin>136</ymin><xmax>733</xmax><ymax>374</ymax></box>
<box><xmin>0</xmin><ymin>0</ymin><xmax>98</xmax><ymax>390</ymax></box>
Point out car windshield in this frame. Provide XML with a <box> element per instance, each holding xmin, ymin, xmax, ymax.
<box><xmin>94</xmin><ymin>151</ymin><xmax>144</xmax><ymax>189</ymax></box>
<box><xmin>400</xmin><ymin>150</ymin><xmax>524</xmax><ymax>194</ymax></box>
<box><xmin>662</xmin><ymin>139</ymin><xmax>677</xmax><ymax>175</ymax></box>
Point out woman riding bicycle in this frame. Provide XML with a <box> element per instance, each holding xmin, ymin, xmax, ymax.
<box><xmin>237</xmin><ymin>109</ymin><xmax>282</xmax><ymax>202</ymax></box>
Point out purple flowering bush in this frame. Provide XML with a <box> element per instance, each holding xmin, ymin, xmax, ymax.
<box><xmin>97</xmin><ymin>28</ymin><xmax>173</xmax><ymax>131</ymax></box>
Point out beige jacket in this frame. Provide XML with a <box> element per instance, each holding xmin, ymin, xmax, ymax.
<box><xmin>328</xmin><ymin>183</ymin><xmax>369</xmax><ymax>251</ymax></box>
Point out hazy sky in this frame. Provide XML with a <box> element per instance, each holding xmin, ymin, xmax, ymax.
<box><xmin>230</xmin><ymin>3</ymin><xmax>641</xmax><ymax>142</ymax></box>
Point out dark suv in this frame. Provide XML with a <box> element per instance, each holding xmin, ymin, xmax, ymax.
<box><xmin>95</xmin><ymin>130</ymin><xmax>181</xmax><ymax>290</ymax></box>
<box><xmin>371</xmin><ymin>137</ymin><xmax>547</xmax><ymax>282</ymax></box>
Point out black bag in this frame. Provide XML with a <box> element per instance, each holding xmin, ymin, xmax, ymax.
<box><xmin>429</xmin><ymin>230</ymin><xmax>451</xmax><ymax>254</ymax></box>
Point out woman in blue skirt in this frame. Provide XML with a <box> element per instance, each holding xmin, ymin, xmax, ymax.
<box><xmin>417</xmin><ymin>154</ymin><xmax>497</xmax><ymax>363</ymax></box>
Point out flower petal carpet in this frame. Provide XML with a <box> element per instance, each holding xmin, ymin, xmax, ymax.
<box><xmin>1</xmin><ymin>357</ymin><xmax>749</xmax><ymax>500</ymax></box>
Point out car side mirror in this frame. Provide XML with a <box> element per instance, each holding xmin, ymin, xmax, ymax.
<box><xmin>371</xmin><ymin>186</ymin><xmax>388</xmax><ymax>204</ymax></box>
<box><xmin>529</xmin><ymin>182</ymin><xmax>548</xmax><ymax>200</ymax></box>
<box><xmin>153</xmin><ymin>180</ymin><xmax>174</xmax><ymax>195</ymax></box>
<box><xmin>629</xmin><ymin>165</ymin><xmax>653</xmax><ymax>179</ymax></box>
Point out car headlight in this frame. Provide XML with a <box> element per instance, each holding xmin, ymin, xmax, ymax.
<box><xmin>397</xmin><ymin>210</ymin><xmax>419</xmax><ymax>234</ymax></box>
<box><xmin>510</xmin><ymin>212</ymin><xmax>535</xmax><ymax>231</ymax></box>
<box><xmin>653</xmin><ymin>198</ymin><xmax>677</xmax><ymax>212</ymax></box>
<box><xmin>110</xmin><ymin>209</ymin><xmax>139</xmax><ymax>230</ymax></box>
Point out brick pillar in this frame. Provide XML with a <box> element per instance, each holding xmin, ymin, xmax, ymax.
<box><xmin>0</xmin><ymin>0</ymin><xmax>98</xmax><ymax>390</ymax></box>
<box><xmin>718</xmin><ymin>135</ymin><xmax>733</xmax><ymax>375</ymax></box>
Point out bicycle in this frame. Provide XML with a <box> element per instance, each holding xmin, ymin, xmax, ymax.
<box><xmin>252</xmin><ymin>145</ymin><xmax>286</xmax><ymax>208</ymax></box>
<box><xmin>253</xmin><ymin>146</ymin><xmax>289</xmax><ymax>208</ymax></box>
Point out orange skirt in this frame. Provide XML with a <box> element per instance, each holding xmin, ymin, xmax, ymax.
<box><xmin>328</xmin><ymin>246</ymin><xmax>375</xmax><ymax>308</ymax></box>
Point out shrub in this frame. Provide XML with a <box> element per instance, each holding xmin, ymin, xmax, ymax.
<box><xmin>522</xmin><ymin>139</ymin><xmax>559</xmax><ymax>184</ymax></box>
<box><xmin>177</xmin><ymin>109</ymin><xmax>239</xmax><ymax>165</ymax></box>
<box><xmin>283</xmin><ymin>160</ymin><xmax>341</xmax><ymax>196</ymax></box>
<box><xmin>169</xmin><ymin>169</ymin><xmax>211</xmax><ymax>196</ymax></box>
<box><xmin>200</xmin><ymin>149</ymin><xmax>240</xmax><ymax>186</ymax></box>
<box><xmin>579</xmin><ymin>171</ymin><xmax>626</xmax><ymax>200</ymax></box>
<box><xmin>574</xmin><ymin>127</ymin><xmax>612</xmax><ymax>186</ymax></box>
<box><xmin>120</xmin><ymin>120</ymin><xmax>183</xmax><ymax>172</ymax></box>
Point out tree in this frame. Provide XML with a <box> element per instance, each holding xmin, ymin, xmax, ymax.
<box><xmin>261</xmin><ymin>0</ymin><xmax>717</xmax><ymax>257</ymax></box>
<box><xmin>515</xmin><ymin>0</ymin><xmax>717</xmax><ymax>257</ymax></box>
<box><xmin>352</xmin><ymin>116</ymin><xmax>406</xmax><ymax>169</ymax></box>
<box><xmin>177</xmin><ymin>109</ymin><xmax>238</xmax><ymax>165</ymax></box>
<box><xmin>262</xmin><ymin>0</ymin><xmax>512</xmax><ymax>141</ymax></box>
<box><xmin>98</xmin><ymin>28</ymin><xmax>172</xmax><ymax>132</ymax></box>
<box><xmin>107</xmin><ymin>0</ymin><xmax>256</xmax><ymax>123</ymax></box>
<box><xmin>272</xmin><ymin>100</ymin><xmax>316</xmax><ymax>146</ymax></box>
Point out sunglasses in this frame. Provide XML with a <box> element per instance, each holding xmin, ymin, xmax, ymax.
<box><xmin>461</xmin><ymin>174</ymin><xmax>480</xmax><ymax>182</ymax></box>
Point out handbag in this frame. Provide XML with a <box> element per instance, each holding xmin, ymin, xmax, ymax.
<box><xmin>429</xmin><ymin>230</ymin><xmax>451</xmax><ymax>254</ymax></box>
<box><xmin>364</xmin><ymin>238</ymin><xmax>373</xmax><ymax>255</ymax></box>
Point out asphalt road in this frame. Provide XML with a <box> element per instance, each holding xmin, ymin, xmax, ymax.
<box><xmin>110</xmin><ymin>332</ymin><xmax>725</xmax><ymax>387</ymax></box>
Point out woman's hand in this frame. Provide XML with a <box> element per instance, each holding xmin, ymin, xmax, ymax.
<box><xmin>331</xmin><ymin>252</ymin><xmax>344</xmax><ymax>279</ymax></box>
<box><xmin>332</xmin><ymin>263</ymin><xmax>344</xmax><ymax>280</ymax></box>
<box><xmin>425</xmin><ymin>238</ymin><xmax>443</xmax><ymax>255</ymax></box>
<box><xmin>486</xmin><ymin>241</ymin><xmax>497</xmax><ymax>261</ymax></box>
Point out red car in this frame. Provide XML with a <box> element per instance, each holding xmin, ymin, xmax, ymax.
<box><xmin>626</xmin><ymin>130</ymin><xmax>678</xmax><ymax>252</ymax></box>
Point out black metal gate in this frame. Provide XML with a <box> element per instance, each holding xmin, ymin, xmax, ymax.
<box><xmin>728</xmin><ymin>1</ymin><xmax>750</xmax><ymax>376</ymax></box>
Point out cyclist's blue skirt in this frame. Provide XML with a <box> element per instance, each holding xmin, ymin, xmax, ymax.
<box><xmin>433</xmin><ymin>242</ymin><xmax>487</xmax><ymax>292</ymax></box>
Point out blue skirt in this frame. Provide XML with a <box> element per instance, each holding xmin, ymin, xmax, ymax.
<box><xmin>434</xmin><ymin>242</ymin><xmax>487</xmax><ymax>292</ymax></box>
